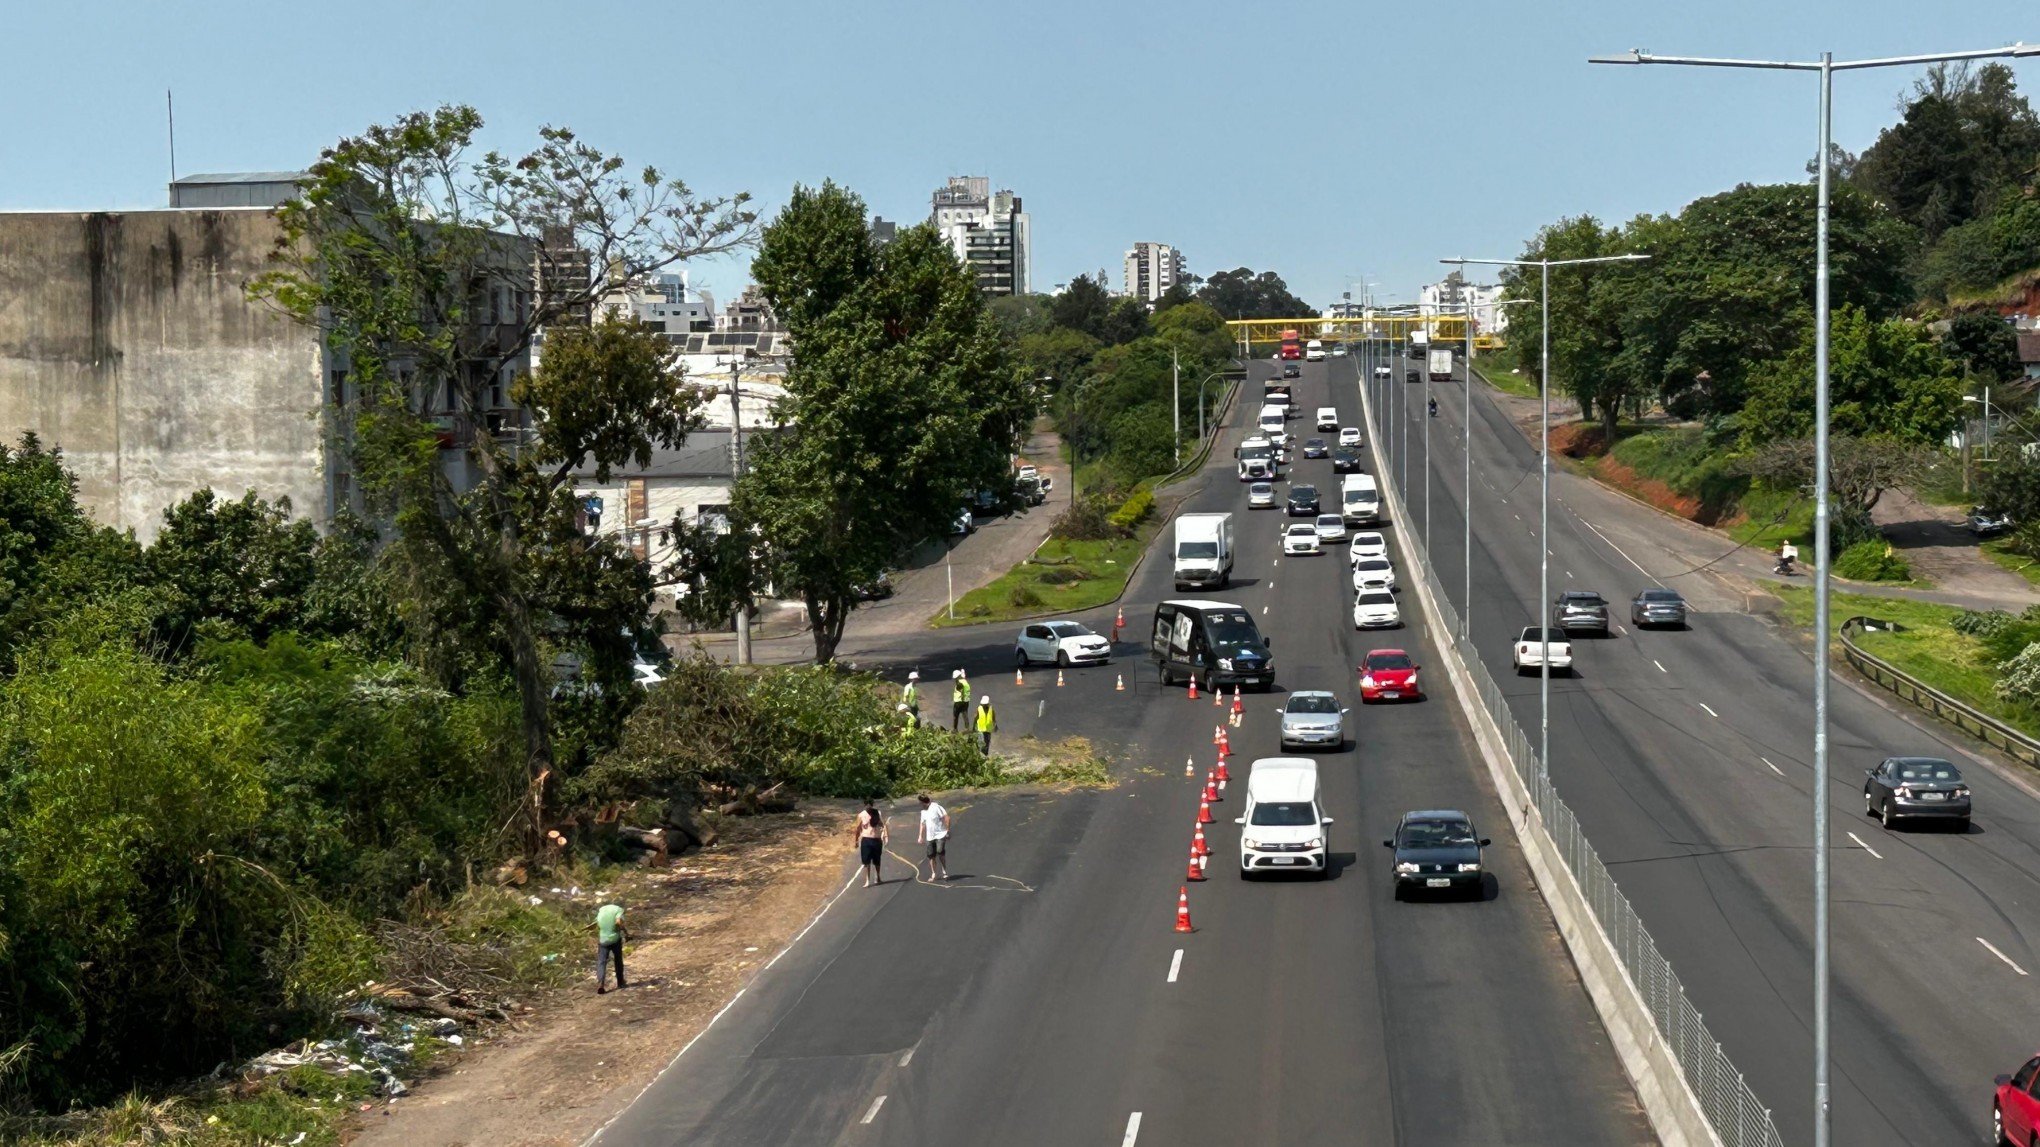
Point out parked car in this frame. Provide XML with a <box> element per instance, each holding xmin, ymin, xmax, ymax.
<box><xmin>1630</xmin><ymin>588</ymin><xmax>1688</xmax><ymax>628</ymax></box>
<box><xmin>1248</xmin><ymin>481</ymin><xmax>1277</xmax><ymax>509</ymax></box>
<box><xmin>1512</xmin><ymin>627</ymin><xmax>1572</xmax><ymax>674</ymax></box>
<box><xmin>1314</xmin><ymin>513</ymin><xmax>1348</xmax><ymax>545</ymax></box>
<box><xmin>1279</xmin><ymin>690</ymin><xmax>1348</xmax><ymax>751</ymax></box>
<box><xmin>1969</xmin><ymin>506</ymin><xmax>2013</xmax><ymax>537</ymax></box>
<box><xmin>1384</xmin><ymin>810</ymin><xmax>1489</xmax><ymax>899</ymax></box>
<box><xmin>1331</xmin><ymin>446</ymin><xmax>1365</xmax><ymax>473</ymax></box>
<box><xmin>1338</xmin><ymin>427</ymin><xmax>1364</xmax><ymax>448</ymax></box>
<box><xmin>1352</xmin><ymin>589</ymin><xmax>1400</xmax><ymax>630</ymax></box>
<box><xmin>1551</xmin><ymin>590</ymin><xmax>1611</xmax><ymax>635</ymax></box>
<box><xmin>1286</xmin><ymin>484</ymin><xmax>1321</xmax><ymax>517</ymax></box>
<box><xmin>1358</xmin><ymin>648</ymin><xmax>1421</xmax><ymax>702</ymax></box>
<box><xmin>1283</xmin><ymin>523</ymin><xmax>1322</xmax><ymax>555</ymax></box>
<box><xmin>1863</xmin><ymin>756</ymin><xmax>1971</xmax><ymax>831</ymax></box>
<box><xmin>1302</xmin><ymin>437</ymin><xmax>1329</xmax><ymax>458</ymax></box>
<box><xmin>1015</xmin><ymin>620</ymin><xmax>1113</xmax><ymax>667</ymax></box>
<box><xmin>852</xmin><ymin>571</ymin><xmax>895</xmax><ymax>601</ymax></box>
<box><xmin>1994</xmin><ymin>1053</ymin><xmax>2040</xmax><ymax>1147</ymax></box>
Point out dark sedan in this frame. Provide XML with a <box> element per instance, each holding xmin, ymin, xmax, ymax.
<box><xmin>1331</xmin><ymin>447</ymin><xmax>1364</xmax><ymax>473</ymax></box>
<box><xmin>1863</xmin><ymin>756</ymin><xmax>1971</xmax><ymax>830</ymax></box>
<box><xmin>1281</xmin><ymin>362</ymin><xmax>1301</xmax><ymax>379</ymax></box>
<box><xmin>1385</xmin><ymin>810</ymin><xmax>1490</xmax><ymax>899</ymax></box>
<box><xmin>1630</xmin><ymin>588</ymin><xmax>1688</xmax><ymax>628</ymax></box>
<box><xmin>1551</xmin><ymin>590</ymin><xmax>1611</xmax><ymax>635</ymax></box>
<box><xmin>1302</xmin><ymin>437</ymin><xmax>1329</xmax><ymax>459</ymax></box>
<box><xmin>1286</xmin><ymin>484</ymin><xmax>1321</xmax><ymax>517</ymax></box>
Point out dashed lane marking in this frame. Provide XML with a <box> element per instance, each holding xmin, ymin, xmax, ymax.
<box><xmin>1980</xmin><ymin>937</ymin><xmax>2030</xmax><ymax>976</ymax></box>
<box><xmin>1698</xmin><ymin>702</ymin><xmax>1718</xmax><ymax>718</ymax></box>
<box><xmin>1654</xmin><ymin>660</ymin><xmax>1667</xmax><ymax>673</ymax></box>
<box><xmin>1846</xmin><ymin>832</ymin><xmax>1883</xmax><ymax>859</ymax></box>
<box><xmin>898</xmin><ymin>1049</ymin><xmax>914</xmax><ymax>1067</ymax></box>
<box><xmin>1168</xmin><ymin>948</ymin><xmax>1183</xmax><ymax>983</ymax></box>
<box><xmin>1761</xmin><ymin>757</ymin><xmax>1785</xmax><ymax>776</ymax></box>
<box><xmin>1123</xmin><ymin>1112</ymin><xmax>1143</xmax><ymax>1146</ymax></box>
<box><xmin>861</xmin><ymin>1095</ymin><xmax>887</xmax><ymax>1124</ymax></box>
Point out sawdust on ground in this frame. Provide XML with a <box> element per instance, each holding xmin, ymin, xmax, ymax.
<box><xmin>345</xmin><ymin>806</ymin><xmax>856</xmax><ymax>1147</ymax></box>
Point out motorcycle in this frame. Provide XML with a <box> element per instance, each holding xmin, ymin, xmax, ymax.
<box><xmin>1427</xmin><ymin>398</ymin><xmax>1438</xmax><ymax>418</ymax></box>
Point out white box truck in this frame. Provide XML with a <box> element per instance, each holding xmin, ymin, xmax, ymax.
<box><xmin>1174</xmin><ymin>513</ymin><xmax>1235</xmax><ymax>590</ymax></box>
<box><xmin>1428</xmin><ymin>347</ymin><xmax>1454</xmax><ymax>382</ymax></box>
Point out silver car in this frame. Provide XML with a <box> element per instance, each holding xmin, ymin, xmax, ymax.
<box><xmin>1248</xmin><ymin>481</ymin><xmax>1277</xmax><ymax>509</ymax></box>
<box><xmin>1630</xmin><ymin>588</ymin><xmax>1688</xmax><ymax>628</ymax></box>
<box><xmin>1279</xmin><ymin>690</ymin><xmax>1348</xmax><ymax>750</ymax></box>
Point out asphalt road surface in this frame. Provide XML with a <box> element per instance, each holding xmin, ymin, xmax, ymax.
<box><xmin>589</xmin><ymin>358</ymin><xmax>1653</xmax><ymax>1146</ymax></box>
<box><xmin>1371</xmin><ymin>347</ymin><xmax>2040</xmax><ymax>1145</ymax></box>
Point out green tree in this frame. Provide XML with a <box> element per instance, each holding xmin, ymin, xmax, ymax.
<box><xmin>251</xmin><ymin>107</ymin><xmax>749</xmax><ymax>831</ymax></box>
<box><xmin>1499</xmin><ymin>215</ymin><xmax>1648</xmax><ymax>441</ymax></box>
<box><xmin>1740</xmin><ymin>305</ymin><xmax>1962</xmax><ymax>447</ymax></box>
<box><xmin>1195</xmin><ymin>267</ymin><xmax>1315</xmax><ymax>319</ymax></box>
<box><xmin>1014</xmin><ymin>326</ymin><xmax>1102</xmax><ymax>389</ymax></box>
<box><xmin>143</xmin><ymin>489</ymin><xmax>320</xmax><ymax>654</ymax></box>
<box><xmin>1945</xmin><ymin>312</ymin><xmax>2023</xmax><ymax>383</ymax></box>
<box><xmin>987</xmin><ymin>293</ymin><xmax>1054</xmax><ymax>339</ymax></box>
<box><xmin>737</xmin><ymin>184</ymin><xmax>1030</xmax><ymax>662</ymax></box>
<box><xmin>1049</xmin><ymin>273</ymin><xmax>1115</xmax><ymax>339</ymax></box>
<box><xmin>1855</xmin><ymin>62</ymin><xmax>2040</xmax><ymax>241</ymax></box>
<box><xmin>0</xmin><ymin>434</ymin><xmax>141</xmax><ymax>667</ymax></box>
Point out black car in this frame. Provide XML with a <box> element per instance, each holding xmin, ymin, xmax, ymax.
<box><xmin>1331</xmin><ymin>447</ymin><xmax>1364</xmax><ymax>473</ymax></box>
<box><xmin>1630</xmin><ymin>588</ymin><xmax>1688</xmax><ymax>628</ymax></box>
<box><xmin>1404</xmin><ymin>368</ymin><xmax>1421</xmax><ymax>385</ymax></box>
<box><xmin>1551</xmin><ymin>590</ymin><xmax>1611</xmax><ymax>635</ymax></box>
<box><xmin>1302</xmin><ymin>437</ymin><xmax>1329</xmax><ymax>458</ymax></box>
<box><xmin>1149</xmin><ymin>599</ymin><xmax>1274</xmax><ymax>691</ymax></box>
<box><xmin>1385</xmin><ymin>810</ymin><xmax>1490</xmax><ymax>899</ymax></box>
<box><xmin>1863</xmin><ymin>756</ymin><xmax>1972</xmax><ymax>831</ymax></box>
<box><xmin>1969</xmin><ymin>507</ymin><xmax>2013</xmax><ymax>537</ymax></box>
<box><xmin>1281</xmin><ymin>362</ymin><xmax>1301</xmax><ymax>379</ymax></box>
<box><xmin>1286</xmin><ymin>484</ymin><xmax>1321</xmax><ymax>516</ymax></box>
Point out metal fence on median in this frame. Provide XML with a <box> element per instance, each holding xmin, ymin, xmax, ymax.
<box><xmin>1368</xmin><ymin>391</ymin><xmax>1784</xmax><ymax>1147</ymax></box>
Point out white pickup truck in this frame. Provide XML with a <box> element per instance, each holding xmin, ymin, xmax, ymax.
<box><xmin>1511</xmin><ymin>627</ymin><xmax>1573</xmax><ymax>675</ymax></box>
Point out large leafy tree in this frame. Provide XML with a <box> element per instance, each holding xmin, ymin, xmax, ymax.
<box><xmin>1945</xmin><ymin>313</ymin><xmax>2024</xmax><ymax>384</ymax></box>
<box><xmin>737</xmin><ymin>182</ymin><xmax>1031</xmax><ymax>663</ymax></box>
<box><xmin>1498</xmin><ymin>215</ymin><xmax>1648</xmax><ymax>441</ymax></box>
<box><xmin>0</xmin><ymin>434</ymin><xmax>142</xmax><ymax>667</ymax></box>
<box><xmin>1739</xmin><ymin>305</ymin><xmax>1962</xmax><ymax>447</ymax></box>
<box><xmin>251</xmin><ymin>106</ymin><xmax>750</xmax><ymax>832</ymax></box>
<box><xmin>1854</xmin><ymin>62</ymin><xmax>2040</xmax><ymax>242</ymax></box>
<box><xmin>143</xmin><ymin>489</ymin><xmax>320</xmax><ymax>654</ymax></box>
<box><xmin>1196</xmin><ymin>267</ymin><xmax>1316</xmax><ymax>320</ymax></box>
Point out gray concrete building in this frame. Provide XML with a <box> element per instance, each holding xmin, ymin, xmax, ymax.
<box><xmin>930</xmin><ymin>176</ymin><xmax>1030</xmax><ymax>296</ymax></box>
<box><xmin>1123</xmin><ymin>242</ymin><xmax>1185</xmax><ymax>303</ymax></box>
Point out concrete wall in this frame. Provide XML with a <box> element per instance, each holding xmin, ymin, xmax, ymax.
<box><xmin>0</xmin><ymin>209</ymin><xmax>327</xmax><ymax>542</ymax></box>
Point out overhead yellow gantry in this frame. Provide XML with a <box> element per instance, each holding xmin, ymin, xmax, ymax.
<box><xmin>1226</xmin><ymin>316</ymin><xmax>1503</xmax><ymax>352</ymax></box>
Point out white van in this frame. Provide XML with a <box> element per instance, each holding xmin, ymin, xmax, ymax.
<box><xmin>1304</xmin><ymin>339</ymin><xmax>1325</xmax><ymax>362</ymax></box>
<box><xmin>1258</xmin><ymin>404</ymin><xmax>1286</xmax><ymax>435</ymax></box>
<box><xmin>1236</xmin><ymin>758</ymin><xmax>1331</xmax><ymax>878</ymax></box>
<box><xmin>1340</xmin><ymin>473</ymin><xmax>1380</xmax><ymax>526</ymax></box>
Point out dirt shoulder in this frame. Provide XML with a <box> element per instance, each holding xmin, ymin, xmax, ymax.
<box><xmin>346</xmin><ymin>807</ymin><xmax>854</xmax><ymax>1147</ymax></box>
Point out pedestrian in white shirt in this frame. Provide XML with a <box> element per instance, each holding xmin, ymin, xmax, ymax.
<box><xmin>916</xmin><ymin>793</ymin><xmax>950</xmax><ymax>881</ymax></box>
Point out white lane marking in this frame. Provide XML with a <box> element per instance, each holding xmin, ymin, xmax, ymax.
<box><xmin>1167</xmin><ymin>948</ymin><xmax>1183</xmax><ymax>983</ymax></box>
<box><xmin>861</xmin><ymin>1095</ymin><xmax>887</xmax><ymax>1124</ymax></box>
<box><xmin>898</xmin><ymin>1048</ymin><xmax>914</xmax><ymax>1067</ymax></box>
<box><xmin>1123</xmin><ymin>1112</ymin><xmax>1143</xmax><ymax>1145</ymax></box>
<box><xmin>1846</xmin><ymin>832</ymin><xmax>1883</xmax><ymax>859</ymax></box>
<box><xmin>1653</xmin><ymin>660</ymin><xmax>1667</xmax><ymax>673</ymax></box>
<box><xmin>1566</xmin><ymin>570</ymin><xmax>1574</xmax><ymax>578</ymax></box>
<box><xmin>1273</xmin><ymin>558</ymin><xmax>1280</xmax><ymax>567</ymax></box>
<box><xmin>1698</xmin><ymin>702</ymin><xmax>1718</xmax><ymax>718</ymax></box>
<box><xmin>1760</xmin><ymin>757</ymin><xmax>1785</xmax><ymax>776</ymax></box>
<box><xmin>1579</xmin><ymin>517</ymin><xmax>1657</xmax><ymax>582</ymax></box>
<box><xmin>1514</xmin><ymin>513</ymin><xmax>1522</xmax><ymax>521</ymax></box>
<box><xmin>1980</xmin><ymin>936</ymin><xmax>2030</xmax><ymax>976</ymax></box>
<box><xmin>1262</xmin><ymin>605</ymin><xmax>1268</xmax><ymax>615</ymax></box>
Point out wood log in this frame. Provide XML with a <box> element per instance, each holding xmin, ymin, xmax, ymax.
<box><xmin>660</xmin><ymin>802</ymin><xmax>718</xmax><ymax>849</ymax></box>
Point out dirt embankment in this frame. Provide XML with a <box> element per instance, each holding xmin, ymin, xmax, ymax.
<box><xmin>346</xmin><ymin>808</ymin><xmax>855</xmax><ymax>1147</ymax></box>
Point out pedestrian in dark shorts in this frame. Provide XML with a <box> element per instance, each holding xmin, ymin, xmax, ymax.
<box><xmin>854</xmin><ymin>797</ymin><xmax>889</xmax><ymax>887</ymax></box>
<box><xmin>917</xmin><ymin>793</ymin><xmax>950</xmax><ymax>881</ymax></box>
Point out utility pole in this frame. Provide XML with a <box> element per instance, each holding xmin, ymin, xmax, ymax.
<box><xmin>728</xmin><ymin>356</ymin><xmax>750</xmax><ymax>664</ymax></box>
<box><xmin>1172</xmin><ymin>348</ymin><xmax>1182</xmax><ymax>467</ymax></box>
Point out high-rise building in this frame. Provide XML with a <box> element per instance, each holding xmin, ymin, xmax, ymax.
<box><xmin>930</xmin><ymin>176</ymin><xmax>1030</xmax><ymax>296</ymax></box>
<box><xmin>1421</xmin><ymin>272</ymin><xmax>1511</xmax><ymax>335</ymax></box>
<box><xmin>1123</xmin><ymin>242</ymin><xmax>1186</xmax><ymax>303</ymax></box>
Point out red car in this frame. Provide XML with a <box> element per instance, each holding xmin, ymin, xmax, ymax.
<box><xmin>1997</xmin><ymin>1053</ymin><xmax>2040</xmax><ymax>1145</ymax></box>
<box><xmin>1358</xmin><ymin>649</ymin><xmax>1422</xmax><ymax>703</ymax></box>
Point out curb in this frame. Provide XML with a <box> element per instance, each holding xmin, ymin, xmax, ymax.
<box><xmin>1358</xmin><ymin>373</ymin><xmax>1726</xmax><ymax>1147</ymax></box>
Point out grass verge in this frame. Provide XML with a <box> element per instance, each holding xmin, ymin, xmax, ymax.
<box><xmin>932</xmin><ymin>522</ymin><xmax>1157</xmax><ymax>627</ymax></box>
<box><xmin>1772</xmin><ymin>584</ymin><xmax>2040</xmax><ymax>739</ymax></box>
<box><xmin>1984</xmin><ymin>538</ymin><xmax>2040</xmax><ymax>588</ymax></box>
<box><xmin>1468</xmin><ymin>347</ymin><xmax>1537</xmax><ymax>399</ymax></box>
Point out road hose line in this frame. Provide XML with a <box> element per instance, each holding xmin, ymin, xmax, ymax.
<box><xmin>878</xmin><ymin>846</ymin><xmax>1035</xmax><ymax>892</ymax></box>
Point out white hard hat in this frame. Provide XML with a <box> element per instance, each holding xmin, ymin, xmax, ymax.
<box><xmin>908</xmin><ymin>671</ymin><xmax>920</xmax><ymax>681</ymax></box>
<box><xmin>896</xmin><ymin>702</ymin><xmax>909</xmax><ymax>712</ymax></box>
<box><xmin>953</xmin><ymin>668</ymin><xmax>966</xmax><ymax>679</ymax></box>
<box><xmin>980</xmin><ymin>694</ymin><xmax>991</xmax><ymax>705</ymax></box>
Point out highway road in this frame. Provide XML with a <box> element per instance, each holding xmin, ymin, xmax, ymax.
<box><xmin>1371</xmin><ymin>347</ymin><xmax>2040</xmax><ymax>1145</ymax></box>
<box><xmin>589</xmin><ymin>357</ymin><xmax>1653</xmax><ymax>1146</ymax></box>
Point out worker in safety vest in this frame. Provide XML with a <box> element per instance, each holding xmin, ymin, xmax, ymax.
<box><xmin>974</xmin><ymin>694</ymin><xmax>997</xmax><ymax>756</ymax></box>
<box><xmin>951</xmin><ymin>669</ymin><xmax>971</xmax><ymax>731</ymax></box>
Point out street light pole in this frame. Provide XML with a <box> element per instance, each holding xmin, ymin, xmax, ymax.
<box><xmin>1592</xmin><ymin>42</ymin><xmax>2038</xmax><ymax>1147</ymax></box>
<box><xmin>1172</xmin><ymin>348</ymin><xmax>1181</xmax><ymax>468</ymax></box>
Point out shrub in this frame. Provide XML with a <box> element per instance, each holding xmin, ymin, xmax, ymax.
<box><xmin>2022</xmin><ymin>603</ymin><xmax>2040</xmax><ymax>624</ymax></box>
<box><xmin>1036</xmin><ymin>565</ymin><xmax>1094</xmax><ymax>586</ymax></box>
<box><xmin>1996</xmin><ymin>643</ymin><xmax>2040</xmax><ymax>706</ymax></box>
<box><xmin>1954</xmin><ymin>609</ymin><xmax>2014</xmax><ymax>637</ymax></box>
<box><xmin>1107</xmin><ymin>488</ymin><xmax>1154</xmax><ymax>531</ymax></box>
<box><xmin>1983</xmin><ymin>620</ymin><xmax>2040</xmax><ymax>663</ymax></box>
<box><xmin>1832</xmin><ymin>539</ymin><xmax>1911</xmax><ymax>582</ymax></box>
<box><xmin>1007</xmin><ymin>585</ymin><xmax>1046</xmax><ymax>609</ymax></box>
<box><xmin>1049</xmin><ymin>495</ymin><xmax>1125</xmax><ymax>541</ymax></box>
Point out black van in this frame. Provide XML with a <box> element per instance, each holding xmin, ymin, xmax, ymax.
<box><xmin>1149</xmin><ymin>600</ymin><xmax>1274</xmax><ymax>692</ymax></box>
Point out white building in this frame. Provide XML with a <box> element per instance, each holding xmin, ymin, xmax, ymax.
<box><xmin>1123</xmin><ymin>242</ymin><xmax>1186</xmax><ymax>303</ymax></box>
<box><xmin>930</xmin><ymin>176</ymin><xmax>1030</xmax><ymax>296</ymax></box>
<box><xmin>1420</xmin><ymin>275</ymin><xmax>1511</xmax><ymax>335</ymax></box>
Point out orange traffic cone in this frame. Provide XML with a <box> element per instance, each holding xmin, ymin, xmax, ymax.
<box><xmin>1115</xmin><ymin>605</ymin><xmax>1125</xmax><ymax>633</ymax></box>
<box><xmin>1015</xmin><ymin>667</ymin><xmax>1025</xmax><ymax>686</ymax></box>
<box><xmin>1192</xmin><ymin>824</ymin><xmax>1210</xmax><ymax>857</ymax></box>
<box><xmin>1214</xmin><ymin>757</ymin><xmax>1230</xmax><ymax>783</ymax></box>
<box><xmin>1203</xmin><ymin>773</ymin><xmax>1220</xmax><ymax>803</ymax></box>
<box><xmin>1115</xmin><ymin>673</ymin><xmax>1125</xmax><ymax>692</ymax></box>
<box><xmin>1185</xmin><ymin>758</ymin><xmax>1195</xmax><ymax>777</ymax></box>
<box><xmin>1186</xmin><ymin>850</ymin><xmax>1206</xmax><ymax>881</ymax></box>
<box><xmin>1056</xmin><ymin>668</ymin><xmax>1065</xmax><ymax>687</ymax></box>
<box><xmin>1187</xmin><ymin>676</ymin><xmax>1198</xmax><ymax>701</ymax></box>
<box><xmin>1212</xmin><ymin>725</ymin><xmax>1224</xmax><ymax>746</ymax></box>
<box><xmin>1231</xmin><ymin>686</ymin><xmax>1243</xmax><ymax>715</ymax></box>
<box><xmin>1197</xmin><ymin>797</ymin><xmax>1214</xmax><ymax>824</ymax></box>
<box><xmin>1213</xmin><ymin>683</ymin><xmax>1223</xmax><ymax>706</ymax></box>
<box><xmin>1174</xmin><ymin>887</ymin><xmax>1195</xmax><ymax>933</ymax></box>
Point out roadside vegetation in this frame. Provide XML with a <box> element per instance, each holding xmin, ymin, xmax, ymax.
<box><xmin>1496</xmin><ymin>63</ymin><xmax>2040</xmax><ymax>584</ymax></box>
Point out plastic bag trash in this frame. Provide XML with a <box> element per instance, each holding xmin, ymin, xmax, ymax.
<box><xmin>431</xmin><ymin>1017</ymin><xmax>459</xmax><ymax>1037</ymax></box>
<box><xmin>446</xmin><ymin>1034</ymin><xmax>464</xmax><ymax>1046</ymax></box>
<box><xmin>528</xmin><ymin>895</ymin><xmax>543</xmax><ymax>906</ymax></box>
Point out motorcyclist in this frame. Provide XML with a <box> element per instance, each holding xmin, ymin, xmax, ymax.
<box><xmin>1775</xmin><ymin>540</ymin><xmax>1798</xmax><ymax>575</ymax></box>
<box><xmin>1427</xmin><ymin>397</ymin><xmax>1438</xmax><ymax>418</ymax></box>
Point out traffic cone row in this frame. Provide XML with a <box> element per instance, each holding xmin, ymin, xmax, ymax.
<box><xmin>1216</xmin><ymin>728</ymin><xmax>1230</xmax><ymax>759</ymax></box>
<box><xmin>1186</xmin><ymin>848</ymin><xmax>1206</xmax><ymax>881</ymax></box>
<box><xmin>1192</xmin><ymin>824</ymin><xmax>1210</xmax><ymax>856</ymax></box>
<box><xmin>1214</xmin><ymin>756</ymin><xmax>1230</xmax><ymax>783</ymax></box>
<box><xmin>1197</xmin><ymin>797</ymin><xmax>1214</xmax><ymax>824</ymax></box>
<box><xmin>1202</xmin><ymin>772</ymin><xmax>1220</xmax><ymax>804</ymax></box>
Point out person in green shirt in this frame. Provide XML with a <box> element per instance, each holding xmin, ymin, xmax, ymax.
<box><xmin>594</xmin><ymin>902</ymin><xmax>627</xmax><ymax>993</ymax></box>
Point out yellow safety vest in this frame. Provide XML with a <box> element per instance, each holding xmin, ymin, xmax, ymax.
<box><xmin>903</xmin><ymin>682</ymin><xmax>919</xmax><ymax>710</ymax></box>
<box><xmin>975</xmin><ymin>704</ymin><xmax>996</xmax><ymax>733</ymax></box>
<box><xmin>954</xmin><ymin>678</ymin><xmax>971</xmax><ymax>705</ymax></box>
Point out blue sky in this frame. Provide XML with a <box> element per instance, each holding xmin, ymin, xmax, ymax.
<box><xmin>4</xmin><ymin>1</ymin><xmax>2034</xmax><ymax>310</ymax></box>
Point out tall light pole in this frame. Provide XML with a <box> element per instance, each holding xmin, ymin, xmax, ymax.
<box><xmin>1593</xmin><ymin>41</ymin><xmax>2038</xmax><ymax>1147</ymax></box>
<box><xmin>1455</xmin><ymin>295</ymin><xmax>1533</xmax><ymax>639</ymax></box>
<box><xmin>1442</xmin><ymin>254</ymin><xmax>1648</xmax><ymax>799</ymax></box>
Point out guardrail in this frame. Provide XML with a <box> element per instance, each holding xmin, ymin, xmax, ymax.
<box><xmin>1840</xmin><ymin>615</ymin><xmax>2040</xmax><ymax>768</ymax></box>
<box><xmin>1362</xmin><ymin>380</ymin><xmax>1781</xmax><ymax>1147</ymax></box>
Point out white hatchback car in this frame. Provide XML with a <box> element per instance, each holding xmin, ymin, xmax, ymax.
<box><xmin>1016</xmin><ymin>620</ymin><xmax>1113</xmax><ymax>666</ymax></box>
<box><xmin>1338</xmin><ymin>427</ymin><xmax>1364</xmax><ymax>448</ymax></box>
<box><xmin>1283</xmin><ymin>523</ymin><xmax>1322</xmax><ymax>555</ymax></box>
<box><xmin>1373</xmin><ymin>365</ymin><xmax>1391</xmax><ymax>379</ymax></box>
<box><xmin>1352</xmin><ymin>589</ymin><xmax>1401</xmax><ymax>629</ymax></box>
<box><xmin>1349</xmin><ymin>531</ymin><xmax>1388</xmax><ymax>562</ymax></box>
<box><xmin>1316</xmin><ymin>407</ymin><xmax>1340</xmax><ymax>431</ymax></box>
<box><xmin>1248</xmin><ymin>481</ymin><xmax>1277</xmax><ymax>509</ymax></box>
<box><xmin>1314</xmin><ymin>513</ymin><xmax>1347</xmax><ymax>544</ymax></box>
<box><xmin>1352</xmin><ymin>556</ymin><xmax>1397</xmax><ymax>592</ymax></box>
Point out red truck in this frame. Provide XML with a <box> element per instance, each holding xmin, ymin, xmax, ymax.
<box><xmin>1278</xmin><ymin>329</ymin><xmax>1302</xmax><ymax>360</ymax></box>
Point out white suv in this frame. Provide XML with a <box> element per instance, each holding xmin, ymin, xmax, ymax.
<box><xmin>1316</xmin><ymin>407</ymin><xmax>1339</xmax><ymax>431</ymax></box>
<box><xmin>1236</xmin><ymin>758</ymin><xmax>1331</xmax><ymax>878</ymax></box>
